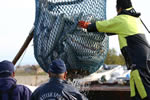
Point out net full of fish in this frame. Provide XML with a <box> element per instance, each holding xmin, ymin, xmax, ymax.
<box><xmin>34</xmin><ymin>0</ymin><xmax>108</xmax><ymax>75</ymax></box>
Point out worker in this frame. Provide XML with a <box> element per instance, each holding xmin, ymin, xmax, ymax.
<box><xmin>78</xmin><ymin>0</ymin><xmax>150</xmax><ymax>100</ymax></box>
<box><xmin>30</xmin><ymin>59</ymin><xmax>88</xmax><ymax>100</ymax></box>
<box><xmin>0</xmin><ymin>60</ymin><xmax>32</xmax><ymax>100</ymax></box>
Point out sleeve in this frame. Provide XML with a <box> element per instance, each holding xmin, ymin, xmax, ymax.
<box><xmin>30</xmin><ymin>89</ymin><xmax>39</xmax><ymax>100</ymax></box>
<box><xmin>19</xmin><ymin>85</ymin><xmax>32</xmax><ymax>100</ymax></box>
<box><xmin>73</xmin><ymin>92</ymin><xmax>88</xmax><ymax>100</ymax></box>
<box><xmin>30</xmin><ymin>93</ymin><xmax>36</xmax><ymax>100</ymax></box>
<box><xmin>87</xmin><ymin>23</ymin><xmax>98</xmax><ymax>32</ymax></box>
<box><xmin>62</xmin><ymin>90</ymin><xmax>88</xmax><ymax>100</ymax></box>
<box><xmin>87</xmin><ymin>23</ymin><xmax>117</xmax><ymax>36</ymax></box>
<box><xmin>86</xmin><ymin>16</ymin><xmax>124</xmax><ymax>35</ymax></box>
<box><xmin>95</xmin><ymin>16</ymin><xmax>124</xmax><ymax>34</ymax></box>
<box><xmin>63</xmin><ymin>85</ymin><xmax>88</xmax><ymax>100</ymax></box>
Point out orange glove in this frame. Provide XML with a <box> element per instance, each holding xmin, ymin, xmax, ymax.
<box><xmin>78</xmin><ymin>21</ymin><xmax>90</xmax><ymax>29</ymax></box>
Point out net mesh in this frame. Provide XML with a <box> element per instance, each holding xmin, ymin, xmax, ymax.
<box><xmin>34</xmin><ymin>0</ymin><xmax>109</xmax><ymax>74</ymax></box>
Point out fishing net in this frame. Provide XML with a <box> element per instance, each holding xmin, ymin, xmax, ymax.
<box><xmin>34</xmin><ymin>0</ymin><xmax>109</xmax><ymax>75</ymax></box>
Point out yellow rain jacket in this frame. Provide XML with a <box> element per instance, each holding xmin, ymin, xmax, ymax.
<box><xmin>87</xmin><ymin>8</ymin><xmax>150</xmax><ymax>99</ymax></box>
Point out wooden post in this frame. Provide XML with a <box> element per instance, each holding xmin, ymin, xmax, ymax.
<box><xmin>12</xmin><ymin>27</ymin><xmax>34</xmax><ymax>65</ymax></box>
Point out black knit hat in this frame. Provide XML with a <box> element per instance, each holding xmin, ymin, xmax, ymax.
<box><xmin>116</xmin><ymin>0</ymin><xmax>132</xmax><ymax>10</ymax></box>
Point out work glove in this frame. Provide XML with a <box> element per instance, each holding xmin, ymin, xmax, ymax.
<box><xmin>78</xmin><ymin>21</ymin><xmax>91</xmax><ymax>29</ymax></box>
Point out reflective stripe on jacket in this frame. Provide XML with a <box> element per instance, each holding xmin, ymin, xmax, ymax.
<box><xmin>130</xmin><ymin>70</ymin><xmax>147</xmax><ymax>99</ymax></box>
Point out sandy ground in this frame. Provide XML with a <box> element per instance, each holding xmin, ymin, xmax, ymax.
<box><xmin>15</xmin><ymin>75</ymin><xmax>49</xmax><ymax>86</ymax></box>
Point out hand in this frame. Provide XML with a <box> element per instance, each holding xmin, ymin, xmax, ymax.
<box><xmin>78</xmin><ymin>21</ymin><xmax>91</xmax><ymax>29</ymax></box>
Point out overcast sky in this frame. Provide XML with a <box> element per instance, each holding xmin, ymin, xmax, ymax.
<box><xmin>0</xmin><ymin>0</ymin><xmax>150</xmax><ymax>66</ymax></box>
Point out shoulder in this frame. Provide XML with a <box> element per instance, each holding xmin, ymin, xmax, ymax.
<box><xmin>62</xmin><ymin>83</ymin><xmax>88</xmax><ymax>100</ymax></box>
<box><xmin>63</xmin><ymin>83</ymin><xmax>78</xmax><ymax>91</ymax></box>
<box><xmin>14</xmin><ymin>84</ymin><xmax>32</xmax><ymax>95</ymax></box>
<box><xmin>31</xmin><ymin>83</ymin><xmax>47</xmax><ymax>96</ymax></box>
<box><xmin>10</xmin><ymin>84</ymin><xmax>32</xmax><ymax>100</ymax></box>
<box><xmin>15</xmin><ymin>84</ymin><xmax>31</xmax><ymax>91</ymax></box>
<box><xmin>62</xmin><ymin>83</ymin><xmax>82</xmax><ymax>95</ymax></box>
<box><xmin>30</xmin><ymin>83</ymin><xmax>49</xmax><ymax>100</ymax></box>
<box><xmin>96</xmin><ymin>15</ymin><xmax>125</xmax><ymax>26</ymax></box>
<box><xmin>109</xmin><ymin>15</ymin><xmax>126</xmax><ymax>22</ymax></box>
<box><xmin>115</xmin><ymin>15</ymin><xmax>137</xmax><ymax>21</ymax></box>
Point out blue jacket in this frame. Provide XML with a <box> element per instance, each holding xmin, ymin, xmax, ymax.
<box><xmin>31</xmin><ymin>77</ymin><xmax>88</xmax><ymax>100</ymax></box>
<box><xmin>0</xmin><ymin>77</ymin><xmax>32</xmax><ymax>100</ymax></box>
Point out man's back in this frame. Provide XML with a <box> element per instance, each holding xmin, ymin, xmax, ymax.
<box><xmin>0</xmin><ymin>77</ymin><xmax>32</xmax><ymax>100</ymax></box>
<box><xmin>31</xmin><ymin>77</ymin><xmax>87</xmax><ymax>100</ymax></box>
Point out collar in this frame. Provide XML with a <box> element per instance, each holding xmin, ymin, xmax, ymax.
<box><xmin>118</xmin><ymin>8</ymin><xmax>141</xmax><ymax>17</ymax></box>
<box><xmin>49</xmin><ymin>77</ymin><xmax>67</xmax><ymax>84</ymax></box>
<box><xmin>0</xmin><ymin>77</ymin><xmax>16</xmax><ymax>90</ymax></box>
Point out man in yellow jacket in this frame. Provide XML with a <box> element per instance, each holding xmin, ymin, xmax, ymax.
<box><xmin>78</xmin><ymin>0</ymin><xmax>150</xmax><ymax>100</ymax></box>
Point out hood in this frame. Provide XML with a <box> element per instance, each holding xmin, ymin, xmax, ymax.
<box><xmin>118</xmin><ymin>8</ymin><xmax>141</xmax><ymax>17</ymax></box>
<box><xmin>0</xmin><ymin>77</ymin><xmax>16</xmax><ymax>91</ymax></box>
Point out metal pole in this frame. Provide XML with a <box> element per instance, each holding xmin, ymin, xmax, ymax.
<box><xmin>12</xmin><ymin>27</ymin><xmax>34</xmax><ymax>65</ymax></box>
